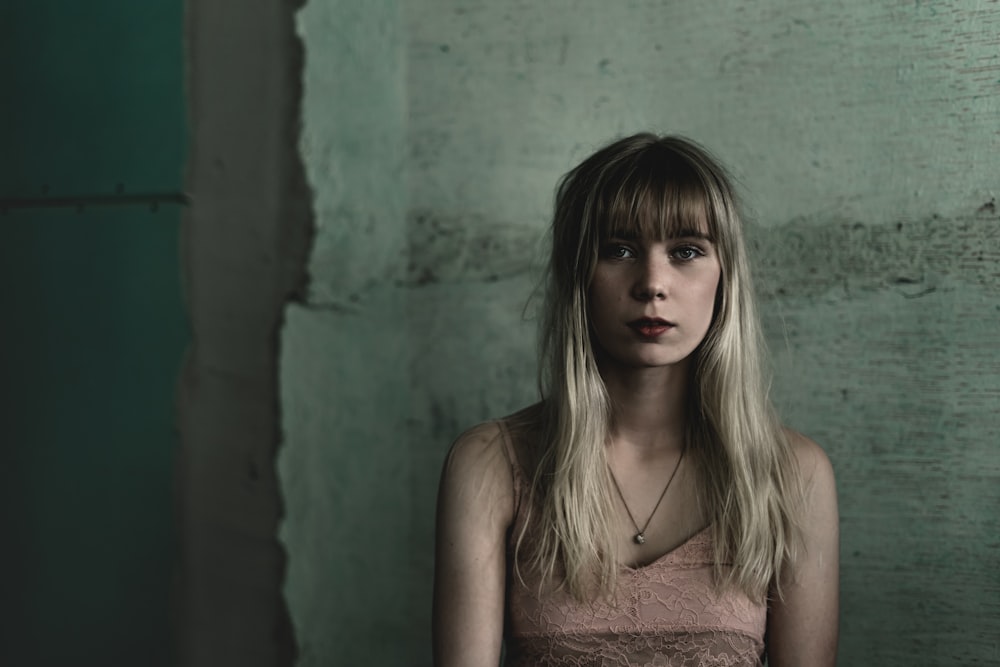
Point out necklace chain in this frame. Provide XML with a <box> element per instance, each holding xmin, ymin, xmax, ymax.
<box><xmin>608</xmin><ymin>447</ymin><xmax>685</xmax><ymax>545</ymax></box>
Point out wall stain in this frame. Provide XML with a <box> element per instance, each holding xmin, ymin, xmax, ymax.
<box><xmin>403</xmin><ymin>208</ymin><xmax>542</xmax><ymax>287</ymax></box>
<box><xmin>750</xmin><ymin>208</ymin><xmax>1000</xmax><ymax>301</ymax></box>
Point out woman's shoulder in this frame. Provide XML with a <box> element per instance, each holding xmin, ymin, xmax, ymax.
<box><xmin>444</xmin><ymin>421</ymin><xmax>509</xmax><ymax>479</ymax></box>
<box><xmin>442</xmin><ymin>403</ymin><xmax>542</xmax><ymax>491</ymax></box>
<box><xmin>781</xmin><ymin>428</ymin><xmax>838</xmax><ymax>538</ymax></box>
<box><xmin>445</xmin><ymin>403</ymin><xmax>542</xmax><ymax>487</ymax></box>
<box><xmin>438</xmin><ymin>421</ymin><xmax>516</xmax><ymax>533</ymax></box>
<box><xmin>781</xmin><ymin>427</ymin><xmax>836</xmax><ymax>488</ymax></box>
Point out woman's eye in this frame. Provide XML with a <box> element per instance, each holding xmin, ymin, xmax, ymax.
<box><xmin>671</xmin><ymin>245</ymin><xmax>704</xmax><ymax>261</ymax></box>
<box><xmin>603</xmin><ymin>244</ymin><xmax>634</xmax><ymax>259</ymax></box>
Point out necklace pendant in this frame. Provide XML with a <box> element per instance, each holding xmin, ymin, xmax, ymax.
<box><xmin>634</xmin><ymin>533</ymin><xmax>646</xmax><ymax>545</ymax></box>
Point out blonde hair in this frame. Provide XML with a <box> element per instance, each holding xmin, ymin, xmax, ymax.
<box><xmin>513</xmin><ymin>133</ymin><xmax>804</xmax><ymax>604</ymax></box>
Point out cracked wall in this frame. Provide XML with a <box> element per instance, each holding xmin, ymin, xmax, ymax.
<box><xmin>280</xmin><ymin>1</ymin><xmax>1000</xmax><ymax>665</ymax></box>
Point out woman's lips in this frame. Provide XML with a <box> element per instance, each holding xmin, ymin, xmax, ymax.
<box><xmin>627</xmin><ymin>318</ymin><xmax>674</xmax><ymax>338</ymax></box>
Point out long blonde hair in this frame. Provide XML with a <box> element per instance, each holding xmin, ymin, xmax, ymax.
<box><xmin>514</xmin><ymin>133</ymin><xmax>804</xmax><ymax>604</ymax></box>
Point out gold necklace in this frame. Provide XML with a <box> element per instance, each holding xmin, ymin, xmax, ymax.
<box><xmin>608</xmin><ymin>448</ymin><xmax>685</xmax><ymax>545</ymax></box>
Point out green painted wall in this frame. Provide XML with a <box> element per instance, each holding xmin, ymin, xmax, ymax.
<box><xmin>0</xmin><ymin>2</ymin><xmax>187</xmax><ymax>665</ymax></box>
<box><xmin>278</xmin><ymin>2</ymin><xmax>413</xmax><ymax>666</ymax></box>
<box><xmin>281</xmin><ymin>1</ymin><xmax>1000</xmax><ymax>665</ymax></box>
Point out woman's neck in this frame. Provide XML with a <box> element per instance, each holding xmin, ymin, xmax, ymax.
<box><xmin>599</xmin><ymin>357</ymin><xmax>691</xmax><ymax>455</ymax></box>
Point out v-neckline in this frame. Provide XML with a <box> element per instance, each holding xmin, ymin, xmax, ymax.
<box><xmin>621</xmin><ymin>524</ymin><xmax>711</xmax><ymax>572</ymax></box>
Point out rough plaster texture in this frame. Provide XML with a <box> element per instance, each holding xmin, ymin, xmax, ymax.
<box><xmin>277</xmin><ymin>2</ymin><xmax>414</xmax><ymax>666</ymax></box>
<box><xmin>763</xmin><ymin>277</ymin><xmax>1000</xmax><ymax>663</ymax></box>
<box><xmin>281</xmin><ymin>1</ymin><xmax>1000</xmax><ymax>665</ymax></box>
<box><xmin>298</xmin><ymin>1</ymin><xmax>407</xmax><ymax>303</ymax></box>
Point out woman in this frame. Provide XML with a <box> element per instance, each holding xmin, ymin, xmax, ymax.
<box><xmin>433</xmin><ymin>133</ymin><xmax>839</xmax><ymax>666</ymax></box>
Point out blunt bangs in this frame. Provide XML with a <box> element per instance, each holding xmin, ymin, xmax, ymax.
<box><xmin>597</xmin><ymin>144</ymin><xmax>718</xmax><ymax>244</ymax></box>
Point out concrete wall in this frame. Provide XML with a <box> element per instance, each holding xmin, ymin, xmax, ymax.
<box><xmin>279</xmin><ymin>1</ymin><xmax>999</xmax><ymax>665</ymax></box>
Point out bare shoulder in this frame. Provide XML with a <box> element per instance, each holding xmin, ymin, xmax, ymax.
<box><xmin>434</xmin><ymin>419</ymin><xmax>519</xmax><ymax>665</ymax></box>
<box><xmin>782</xmin><ymin>427</ymin><xmax>836</xmax><ymax>492</ymax></box>
<box><xmin>781</xmin><ymin>427</ymin><xmax>839</xmax><ymax>572</ymax></box>
<box><xmin>444</xmin><ymin>421</ymin><xmax>511</xmax><ymax>477</ymax></box>
<box><xmin>767</xmin><ymin>429</ymin><xmax>840</xmax><ymax>666</ymax></box>
<box><xmin>439</xmin><ymin>420</ymin><xmax>515</xmax><ymax>526</ymax></box>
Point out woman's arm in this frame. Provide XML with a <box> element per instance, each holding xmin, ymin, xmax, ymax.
<box><xmin>767</xmin><ymin>430</ymin><xmax>840</xmax><ymax>667</ymax></box>
<box><xmin>433</xmin><ymin>422</ymin><xmax>514</xmax><ymax>667</ymax></box>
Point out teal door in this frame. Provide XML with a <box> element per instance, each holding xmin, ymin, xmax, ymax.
<box><xmin>0</xmin><ymin>3</ymin><xmax>187</xmax><ymax>665</ymax></box>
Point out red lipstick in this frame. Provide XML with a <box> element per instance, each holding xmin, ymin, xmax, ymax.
<box><xmin>628</xmin><ymin>317</ymin><xmax>674</xmax><ymax>338</ymax></box>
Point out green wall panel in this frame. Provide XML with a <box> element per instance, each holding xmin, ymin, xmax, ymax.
<box><xmin>0</xmin><ymin>1</ymin><xmax>186</xmax><ymax>665</ymax></box>
<box><xmin>0</xmin><ymin>1</ymin><xmax>185</xmax><ymax>198</ymax></box>
<box><xmin>1</xmin><ymin>210</ymin><xmax>186</xmax><ymax>665</ymax></box>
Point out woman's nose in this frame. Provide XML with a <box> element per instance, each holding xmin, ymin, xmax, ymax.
<box><xmin>631</xmin><ymin>258</ymin><xmax>668</xmax><ymax>301</ymax></box>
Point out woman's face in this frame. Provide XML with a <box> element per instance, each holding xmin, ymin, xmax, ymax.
<box><xmin>587</xmin><ymin>228</ymin><xmax>722</xmax><ymax>371</ymax></box>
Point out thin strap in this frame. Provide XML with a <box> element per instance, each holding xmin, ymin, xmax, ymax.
<box><xmin>494</xmin><ymin>419</ymin><xmax>523</xmax><ymax>523</ymax></box>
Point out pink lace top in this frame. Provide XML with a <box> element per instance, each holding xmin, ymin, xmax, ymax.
<box><xmin>500</xmin><ymin>423</ymin><xmax>766</xmax><ymax>667</ymax></box>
